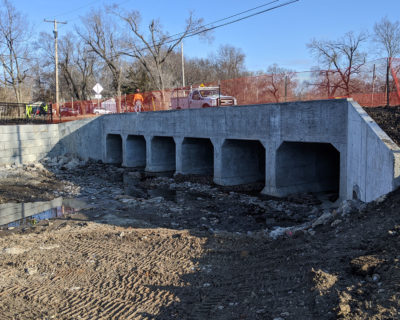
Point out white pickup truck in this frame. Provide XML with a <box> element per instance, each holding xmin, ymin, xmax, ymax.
<box><xmin>170</xmin><ymin>87</ymin><xmax>237</xmax><ymax>110</ymax></box>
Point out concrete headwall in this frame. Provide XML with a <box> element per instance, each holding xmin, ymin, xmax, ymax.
<box><xmin>0</xmin><ymin>99</ymin><xmax>399</xmax><ymax>202</ymax></box>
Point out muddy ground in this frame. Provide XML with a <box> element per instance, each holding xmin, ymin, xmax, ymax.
<box><xmin>0</xmin><ymin>106</ymin><xmax>400</xmax><ymax>319</ymax></box>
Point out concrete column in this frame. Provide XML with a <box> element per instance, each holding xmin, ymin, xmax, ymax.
<box><xmin>174</xmin><ymin>136</ymin><xmax>184</xmax><ymax>174</ymax></box>
<box><xmin>145</xmin><ymin>136</ymin><xmax>153</xmax><ymax>172</ymax></box>
<box><xmin>121</xmin><ymin>134</ymin><xmax>128</xmax><ymax>167</ymax></box>
<box><xmin>261</xmin><ymin>142</ymin><xmax>279</xmax><ymax>196</ymax></box>
<box><xmin>211</xmin><ymin>138</ymin><xmax>224</xmax><ymax>185</ymax></box>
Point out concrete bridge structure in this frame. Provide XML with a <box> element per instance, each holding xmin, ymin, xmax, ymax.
<box><xmin>1</xmin><ymin>99</ymin><xmax>399</xmax><ymax>203</ymax></box>
<box><xmin>100</xmin><ymin>99</ymin><xmax>400</xmax><ymax>202</ymax></box>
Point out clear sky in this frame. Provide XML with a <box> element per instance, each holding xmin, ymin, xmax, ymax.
<box><xmin>11</xmin><ymin>0</ymin><xmax>400</xmax><ymax>71</ymax></box>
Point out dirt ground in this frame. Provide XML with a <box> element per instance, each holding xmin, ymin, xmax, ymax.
<box><xmin>0</xmin><ymin>106</ymin><xmax>400</xmax><ymax>319</ymax></box>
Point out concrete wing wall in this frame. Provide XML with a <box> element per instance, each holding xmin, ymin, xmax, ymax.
<box><xmin>347</xmin><ymin>100</ymin><xmax>400</xmax><ymax>202</ymax></box>
<box><xmin>57</xmin><ymin>118</ymin><xmax>103</xmax><ymax>160</ymax></box>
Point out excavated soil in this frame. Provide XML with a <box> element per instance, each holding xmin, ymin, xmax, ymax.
<box><xmin>364</xmin><ymin>106</ymin><xmax>400</xmax><ymax>146</ymax></box>
<box><xmin>0</xmin><ymin>159</ymin><xmax>399</xmax><ymax>320</ymax></box>
<box><xmin>1</xmin><ymin>106</ymin><xmax>400</xmax><ymax>319</ymax></box>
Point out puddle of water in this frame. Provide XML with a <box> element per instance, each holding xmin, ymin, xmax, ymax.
<box><xmin>0</xmin><ymin>198</ymin><xmax>87</xmax><ymax>228</ymax></box>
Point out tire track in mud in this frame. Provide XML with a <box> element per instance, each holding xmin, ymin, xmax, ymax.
<box><xmin>0</xmin><ymin>226</ymin><xmax>206</xmax><ymax>319</ymax></box>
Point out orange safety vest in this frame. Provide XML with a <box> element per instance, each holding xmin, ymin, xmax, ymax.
<box><xmin>133</xmin><ymin>93</ymin><xmax>144</xmax><ymax>103</ymax></box>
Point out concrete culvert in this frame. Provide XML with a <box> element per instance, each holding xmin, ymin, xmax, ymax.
<box><xmin>220</xmin><ymin>139</ymin><xmax>265</xmax><ymax>185</ymax></box>
<box><xmin>276</xmin><ymin>142</ymin><xmax>340</xmax><ymax>194</ymax></box>
<box><xmin>181</xmin><ymin>138</ymin><xmax>214</xmax><ymax>175</ymax></box>
<box><xmin>149</xmin><ymin>136</ymin><xmax>176</xmax><ymax>172</ymax></box>
<box><xmin>125</xmin><ymin>135</ymin><xmax>146</xmax><ymax>168</ymax></box>
<box><xmin>106</xmin><ymin>134</ymin><xmax>123</xmax><ymax>165</ymax></box>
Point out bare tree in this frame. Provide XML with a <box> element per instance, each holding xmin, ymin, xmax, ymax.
<box><xmin>373</xmin><ymin>17</ymin><xmax>400</xmax><ymax>58</ymax></box>
<box><xmin>77</xmin><ymin>10</ymin><xmax>123</xmax><ymax>112</ymax></box>
<box><xmin>0</xmin><ymin>0</ymin><xmax>32</xmax><ymax>103</ymax></box>
<box><xmin>59</xmin><ymin>33</ymin><xmax>97</xmax><ymax>101</ymax></box>
<box><xmin>112</xmin><ymin>7</ymin><xmax>206</xmax><ymax>108</ymax></box>
<box><xmin>262</xmin><ymin>64</ymin><xmax>296</xmax><ymax>102</ymax></box>
<box><xmin>212</xmin><ymin>45</ymin><xmax>247</xmax><ymax>80</ymax></box>
<box><xmin>307</xmin><ymin>32</ymin><xmax>368</xmax><ymax>96</ymax></box>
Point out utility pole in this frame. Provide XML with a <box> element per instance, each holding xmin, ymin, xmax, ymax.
<box><xmin>386</xmin><ymin>57</ymin><xmax>390</xmax><ymax>107</ymax></box>
<box><xmin>181</xmin><ymin>42</ymin><xmax>185</xmax><ymax>88</ymax></box>
<box><xmin>44</xmin><ymin>19</ymin><xmax>67</xmax><ymax>116</ymax></box>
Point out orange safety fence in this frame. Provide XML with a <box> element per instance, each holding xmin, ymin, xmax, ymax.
<box><xmin>55</xmin><ymin>57</ymin><xmax>400</xmax><ymax>123</ymax></box>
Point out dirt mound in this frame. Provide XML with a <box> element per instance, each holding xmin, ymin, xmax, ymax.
<box><xmin>364</xmin><ymin>106</ymin><xmax>400</xmax><ymax>146</ymax></box>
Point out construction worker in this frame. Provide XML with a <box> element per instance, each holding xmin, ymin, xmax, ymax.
<box><xmin>26</xmin><ymin>104</ymin><xmax>32</xmax><ymax>119</ymax></box>
<box><xmin>133</xmin><ymin>89</ymin><xmax>144</xmax><ymax>113</ymax></box>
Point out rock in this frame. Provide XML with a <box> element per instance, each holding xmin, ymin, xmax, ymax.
<box><xmin>24</xmin><ymin>267</ymin><xmax>38</xmax><ymax>275</ymax></box>
<box><xmin>147</xmin><ymin>196</ymin><xmax>164</xmax><ymax>203</ymax></box>
<box><xmin>64</xmin><ymin>158</ymin><xmax>80</xmax><ymax>170</ymax></box>
<box><xmin>372</xmin><ymin>273</ymin><xmax>381</xmax><ymax>282</ymax></box>
<box><xmin>375</xmin><ymin>194</ymin><xmax>387</xmax><ymax>204</ymax></box>
<box><xmin>312</xmin><ymin>211</ymin><xmax>333</xmax><ymax>228</ymax></box>
<box><xmin>337</xmin><ymin>200</ymin><xmax>363</xmax><ymax>216</ymax></box>
<box><xmin>34</xmin><ymin>163</ymin><xmax>46</xmax><ymax>171</ymax></box>
<box><xmin>3</xmin><ymin>247</ymin><xmax>29</xmax><ymax>255</ymax></box>
<box><xmin>57</xmin><ymin>156</ymin><xmax>69</xmax><ymax>166</ymax></box>
<box><xmin>330</xmin><ymin>219</ymin><xmax>342</xmax><ymax>227</ymax></box>
<box><xmin>270</xmin><ymin>227</ymin><xmax>292</xmax><ymax>239</ymax></box>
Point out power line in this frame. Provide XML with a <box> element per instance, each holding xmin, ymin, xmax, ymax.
<box><xmin>162</xmin><ymin>0</ymin><xmax>281</xmax><ymax>41</ymax></box>
<box><xmin>123</xmin><ymin>0</ymin><xmax>299</xmax><ymax>57</ymax></box>
<box><xmin>1</xmin><ymin>1</ymin><xmax>299</xmax><ymax>64</ymax></box>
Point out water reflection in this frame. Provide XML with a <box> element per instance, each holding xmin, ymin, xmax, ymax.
<box><xmin>0</xmin><ymin>198</ymin><xmax>87</xmax><ymax>227</ymax></box>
